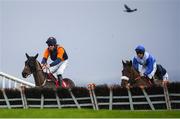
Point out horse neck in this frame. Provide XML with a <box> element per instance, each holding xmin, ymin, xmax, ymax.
<box><xmin>32</xmin><ymin>60</ymin><xmax>45</xmax><ymax>86</ymax></box>
<box><xmin>131</xmin><ymin>66</ymin><xmax>140</xmax><ymax>79</ymax></box>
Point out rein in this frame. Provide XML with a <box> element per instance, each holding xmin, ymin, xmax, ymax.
<box><xmin>135</xmin><ymin>75</ymin><xmax>141</xmax><ymax>80</ymax></box>
<box><xmin>42</xmin><ymin>66</ymin><xmax>57</xmax><ymax>82</ymax></box>
<box><xmin>134</xmin><ymin>75</ymin><xmax>153</xmax><ymax>85</ymax></box>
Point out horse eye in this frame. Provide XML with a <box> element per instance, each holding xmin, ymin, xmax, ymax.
<box><xmin>122</xmin><ymin>70</ymin><xmax>125</xmax><ymax>75</ymax></box>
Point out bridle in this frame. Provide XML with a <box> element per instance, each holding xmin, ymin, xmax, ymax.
<box><xmin>26</xmin><ymin>61</ymin><xmax>43</xmax><ymax>75</ymax></box>
<box><xmin>26</xmin><ymin>60</ymin><xmax>47</xmax><ymax>85</ymax></box>
<box><xmin>121</xmin><ymin>66</ymin><xmax>141</xmax><ymax>84</ymax></box>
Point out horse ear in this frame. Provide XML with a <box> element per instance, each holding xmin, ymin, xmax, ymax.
<box><xmin>25</xmin><ymin>53</ymin><xmax>30</xmax><ymax>59</ymax></box>
<box><xmin>130</xmin><ymin>60</ymin><xmax>132</xmax><ymax>66</ymax></box>
<box><xmin>122</xmin><ymin>60</ymin><xmax>125</xmax><ymax>66</ymax></box>
<box><xmin>35</xmin><ymin>53</ymin><xmax>38</xmax><ymax>59</ymax></box>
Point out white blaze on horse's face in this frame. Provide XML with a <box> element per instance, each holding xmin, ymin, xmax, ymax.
<box><xmin>121</xmin><ymin>76</ymin><xmax>129</xmax><ymax>81</ymax></box>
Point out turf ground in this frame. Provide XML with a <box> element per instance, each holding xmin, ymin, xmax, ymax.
<box><xmin>0</xmin><ymin>109</ymin><xmax>180</xmax><ymax>118</ymax></box>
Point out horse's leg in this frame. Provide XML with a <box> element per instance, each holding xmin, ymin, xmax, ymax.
<box><xmin>134</xmin><ymin>78</ymin><xmax>151</xmax><ymax>88</ymax></box>
<box><xmin>154</xmin><ymin>79</ymin><xmax>163</xmax><ymax>87</ymax></box>
<box><xmin>42</xmin><ymin>80</ymin><xmax>56</xmax><ymax>89</ymax></box>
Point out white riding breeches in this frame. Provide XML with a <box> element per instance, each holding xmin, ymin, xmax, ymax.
<box><xmin>163</xmin><ymin>72</ymin><xmax>168</xmax><ymax>81</ymax></box>
<box><xmin>138</xmin><ymin>62</ymin><xmax>157</xmax><ymax>79</ymax></box>
<box><xmin>49</xmin><ymin>60</ymin><xmax>68</xmax><ymax>76</ymax></box>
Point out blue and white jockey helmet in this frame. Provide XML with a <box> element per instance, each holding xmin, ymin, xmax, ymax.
<box><xmin>135</xmin><ymin>45</ymin><xmax>145</xmax><ymax>54</ymax></box>
<box><xmin>46</xmin><ymin>37</ymin><xmax>57</xmax><ymax>46</ymax></box>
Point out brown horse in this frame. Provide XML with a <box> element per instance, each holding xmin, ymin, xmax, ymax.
<box><xmin>121</xmin><ymin>60</ymin><xmax>164</xmax><ymax>88</ymax></box>
<box><xmin>22</xmin><ymin>53</ymin><xmax>75</xmax><ymax>89</ymax></box>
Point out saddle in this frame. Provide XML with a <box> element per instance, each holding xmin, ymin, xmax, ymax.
<box><xmin>44</xmin><ymin>73</ymin><xmax>56</xmax><ymax>81</ymax></box>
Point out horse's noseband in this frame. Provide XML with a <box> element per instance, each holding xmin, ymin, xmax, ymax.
<box><xmin>121</xmin><ymin>76</ymin><xmax>129</xmax><ymax>81</ymax></box>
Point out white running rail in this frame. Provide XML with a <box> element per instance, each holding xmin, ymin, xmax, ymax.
<box><xmin>0</xmin><ymin>72</ymin><xmax>35</xmax><ymax>88</ymax></box>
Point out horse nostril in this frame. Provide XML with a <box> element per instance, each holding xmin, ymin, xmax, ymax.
<box><xmin>22</xmin><ymin>72</ymin><xmax>27</xmax><ymax>78</ymax></box>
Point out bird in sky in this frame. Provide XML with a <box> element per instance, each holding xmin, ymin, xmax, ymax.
<box><xmin>124</xmin><ymin>4</ymin><xmax>137</xmax><ymax>13</ymax></box>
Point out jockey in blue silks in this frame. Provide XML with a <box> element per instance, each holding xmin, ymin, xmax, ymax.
<box><xmin>132</xmin><ymin>45</ymin><xmax>168</xmax><ymax>82</ymax></box>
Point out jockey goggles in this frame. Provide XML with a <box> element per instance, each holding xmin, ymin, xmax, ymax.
<box><xmin>136</xmin><ymin>50</ymin><xmax>144</xmax><ymax>54</ymax></box>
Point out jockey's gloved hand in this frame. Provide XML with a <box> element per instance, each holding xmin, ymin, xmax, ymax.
<box><xmin>41</xmin><ymin>64</ymin><xmax>50</xmax><ymax>69</ymax></box>
<box><xmin>143</xmin><ymin>73</ymin><xmax>149</xmax><ymax>78</ymax></box>
<box><xmin>140</xmin><ymin>72</ymin><xmax>144</xmax><ymax>76</ymax></box>
<box><xmin>41</xmin><ymin>64</ymin><xmax>46</xmax><ymax>69</ymax></box>
<box><xmin>45</xmin><ymin>64</ymin><xmax>50</xmax><ymax>68</ymax></box>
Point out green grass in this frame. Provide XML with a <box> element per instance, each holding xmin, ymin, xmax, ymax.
<box><xmin>0</xmin><ymin>109</ymin><xmax>180</xmax><ymax>118</ymax></box>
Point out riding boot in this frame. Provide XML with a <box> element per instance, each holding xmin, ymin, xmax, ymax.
<box><xmin>57</xmin><ymin>74</ymin><xmax>63</xmax><ymax>87</ymax></box>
